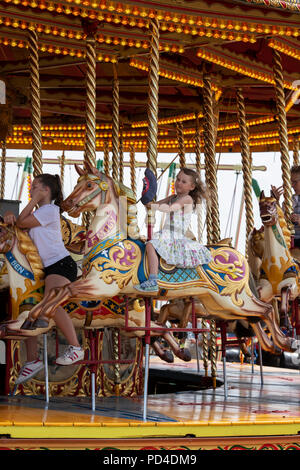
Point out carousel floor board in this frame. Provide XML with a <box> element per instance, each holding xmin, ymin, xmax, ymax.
<box><xmin>0</xmin><ymin>359</ymin><xmax>300</xmax><ymax>450</ymax></box>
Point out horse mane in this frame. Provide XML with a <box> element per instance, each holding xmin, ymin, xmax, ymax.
<box><xmin>15</xmin><ymin>227</ymin><xmax>45</xmax><ymax>280</ymax></box>
<box><xmin>276</xmin><ymin>203</ymin><xmax>291</xmax><ymax>250</ymax></box>
<box><xmin>112</xmin><ymin>179</ymin><xmax>141</xmax><ymax>240</ymax></box>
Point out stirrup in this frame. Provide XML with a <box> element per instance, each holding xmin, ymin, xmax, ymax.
<box><xmin>134</xmin><ymin>280</ymin><xmax>158</xmax><ymax>292</ymax></box>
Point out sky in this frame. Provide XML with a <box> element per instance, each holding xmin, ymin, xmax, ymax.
<box><xmin>0</xmin><ymin>147</ymin><xmax>291</xmax><ymax>254</ymax></box>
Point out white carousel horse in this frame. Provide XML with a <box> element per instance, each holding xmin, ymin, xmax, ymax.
<box><xmin>23</xmin><ymin>163</ymin><xmax>297</xmax><ymax>354</ymax></box>
<box><xmin>259</xmin><ymin>194</ymin><xmax>299</xmax><ymax>323</ymax></box>
<box><xmin>248</xmin><ymin>193</ymin><xmax>300</xmax><ymax>330</ymax></box>
<box><xmin>0</xmin><ymin>221</ymin><xmax>189</xmax><ymax>362</ymax></box>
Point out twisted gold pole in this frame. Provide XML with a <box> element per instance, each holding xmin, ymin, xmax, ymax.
<box><xmin>194</xmin><ymin>118</ymin><xmax>209</xmax><ymax>374</ymax></box>
<box><xmin>202</xmin><ymin>70</ymin><xmax>219</xmax><ymax>388</ymax></box>
<box><xmin>236</xmin><ymin>88</ymin><xmax>254</xmax><ymax>255</ymax></box>
<box><xmin>293</xmin><ymin>134</ymin><xmax>299</xmax><ymax>166</ymax></box>
<box><xmin>119</xmin><ymin>125</ymin><xmax>124</xmax><ymax>184</ymax></box>
<box><xmin>272</xmin><ymin>48</ymin><xmax>293</xmax><ymax>228</ymax></box>
<box><xmin>84</xmin><ymin>34</ymin><xmax>97</xmax><ymax>171</ymax></box>
<box><xmin>82</xmin><ymin>33</ymin><xmax>97</xmax><ymax>228</ymax></box>
<box><xmin>0</xmin><ymin>140</ymin><xmax>6</xmax><ymax>199</ymax></box>
<box><xmin>195</xmin><ymin>116</ymin><xmax>203</xmax><ymax>243</ymax></box>
<box><xmin>112</xmin><ymin>328</ymin><xmax>121</xmax><ymax>395</ymax></box>
<box><xmin>203</xmin><ymin>71</ymin><xmax>220</xmax><ymax>245</ymax></box>
<box><xmin>130</xmin><ymin>145</ymin><xmax>136</xmax><ymax>195</ymax></box>
<box><xmin>60</xmin><ymin>150</ymin><xmax>65</xmax><ymax>191</ymax></box>
<box><xmin>195</xmin><ymin>116</ymin><xmax>201</xmax><ymax>173</ymax></box>
<box><xmin>103</xmin><ymin>140</ymin><xmax>110</xmax><ymax>176</ymax></box>
<box><xmin>112</xmin><ymin>63</ymin><xmax>119</xmax><ymax>181</ymax></box>
<box><xmin>146</xmin><ymin>19</ymin><xmax>160</xmax><ymax>241</ymax></box>
<box><xmin>146</xmin><ymin>18</ymin><xmax>159</xmax><ymax>178</ymax></box>
<box><xmin>176</xmin><ymin>121</ymin><xmax>186</xmax><ymax>168</ymax></box>
<box><xmin>28</xmin><ymin>29</ymin><xmax>42</xmax><ymax>177</ymax></box>
<box><xmin>202</xmin><ymin>319</ymin><xmax>209</xmax><ymax>377</ymax></box>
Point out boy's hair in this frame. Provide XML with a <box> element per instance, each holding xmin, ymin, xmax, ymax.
<box><xmin>291</xmin><ymin>165</ymin><xmax>300</xmax><ymax>176</ymax></box>
<box><xmin>35</xmin><ymin>173</ymin><xmax>64</xmax><ymax>211</ymax></box>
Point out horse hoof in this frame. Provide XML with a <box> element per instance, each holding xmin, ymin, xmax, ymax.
<box><xmin>161</xmin><ymin>350</ymin><xmax>174</xmax><ymax>363</ymax></box>
<box><xmin>178</xmin><ymin>348</ymin><xmax>192</xmax><ymax>362</ymax></box>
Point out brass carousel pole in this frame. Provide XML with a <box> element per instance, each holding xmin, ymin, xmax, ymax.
<box><xmin>195</xmin><ymin>116</ymin><xmax>209</xmax><ymax>377</ymax></box>
<box><xmin>28</xmin><ymin>29</ymin><xmax>42</xmax><ymax>177</ymax></box>
<box><xmin>293</xmin><ymin>134</ymin><xmax>299</xmax><ymax>167</ymax></box>
<box><xmin>111</xmin><ymin>65</ymin><xmax>121</xmax><ymax>394</ymax></box>
<box><xmin>82</xmin><ymin>21</ymin><xmax>98</xmax><ymax>407</ymax></box>
<box><xmin>176</xmin><ymin>121</ymin><xmax>186</xmax><ymax>168</ymax></box>
<box><xmin>103</xmin><ymin>139</ymin><xmax>110</xmax><ymax>176</ymax></box>
<box><xmin>60</xmin><ymin>150</ymin><xmax>65</xmax><ymax>191</ymax></box>
<box><xmin>28</xmin><ymin>28</ymin><xmax>49</xmax><ymax>403</ymax></box>
<box><xmin>272</xmin><ymin>48</ymin><xmax>293</xmax><ymax>228</ymax></box>
<box><xmin>195</xmin><ymin>116</ymin><xmax>203</xmax><ymax>243</ymax></box>
<box><xmin>111</xmin><ymin>64</ymin><xmax>123</xmax><ymax>395</ymax></box>
<box><xmin>146</xmin><ymin>19</ymin><xmax>159</xmax><ymax>182</ymax></box>
<box><xmin>130</xmin><ymin>145</ymin><xmax>136</xmax><ymax>196</ymax></box>
<box><xmin>202</xmin><ymin>68</ymin><xmax>219</xmax><ymax>389</ymax></box>
<box><xmin>236</xmin><ymin>88</ymin><xmax>254</xmax><ymax>255</ymax></box>
<box><xmin>82</xmin><ymin>21</ymin><xmax>98</xmax><ymax>237</ymax></box>
<box><xmin>144</xmin><ymin>18</ymin><xmax>160</xmax><ymax>422</ymax></box>
<box><xmin>111</xmin><ymin>63</ymin><xmax>119</xmax><ymax>182</ymax></box>
<box><xmin>119</xmin><ymin>125</ymin><xmax>124</xmax><ymax>184</ymax></box>
<box><xmin>0</xmin><ymin>140</ymin><xmax>6</xmax><ymax>199</ymax></box>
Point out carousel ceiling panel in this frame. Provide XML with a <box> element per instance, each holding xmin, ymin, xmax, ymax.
<box><xmin>0</xmin><ymin>0</ymin><xmax>299</xmax><ymax>152</ymax></box>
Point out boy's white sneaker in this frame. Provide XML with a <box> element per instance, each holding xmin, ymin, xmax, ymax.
<box><xmin>56</xmin><ymin>345</ymin><xmax>84</xmax><ymax>366</ymax></box>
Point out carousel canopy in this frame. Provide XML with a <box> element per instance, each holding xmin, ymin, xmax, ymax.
<box><xmin>0</xmin><ymin>0</ymin><xmax>299</xmax><ymax>153</ymax></box>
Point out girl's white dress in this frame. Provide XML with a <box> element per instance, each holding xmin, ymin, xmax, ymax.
<box><xmin>150</xmin><ymin>200</ymin><xmax>212</xmax><ymax>268</ymax></box>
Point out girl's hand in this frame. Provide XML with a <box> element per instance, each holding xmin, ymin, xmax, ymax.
<box><xmin>4</xmin><ymin>212</ymin><xmax>16</xmax><ymax>225</ymax></box>
<box><xmin>291</xmin><ymin>213</ymin><xmax>300</xmax><ymax>225</ymax></box>
<box><xmin>145</xmin><ymin>202</ymin><xmax>159</xmax><ymax>211</ymax></box>
<box><xmin>271</xmin><ymin>185</ymin><xmax>283</xmax><ymax>201</ymax></box>
<box><xmin>31</xmin><ymin>188</ymin><xmax>48</xmax><ymax>204</ymax></box>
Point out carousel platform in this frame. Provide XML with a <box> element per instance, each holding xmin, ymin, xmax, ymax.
<box><xmin>0</xmin><ymin>358</ymin><xmax>300</xmax><ymax>451</ymax></box>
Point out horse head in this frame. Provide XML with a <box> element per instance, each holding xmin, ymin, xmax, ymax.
<box><xmin>61</xmin><ymin>162</ymin><xmax>117</xmax><ymax>217</ymax></box>
<box><xmin>259</xmin><ymin>191</ymin><xmax>278</xmax><ymax>226</ymax></box>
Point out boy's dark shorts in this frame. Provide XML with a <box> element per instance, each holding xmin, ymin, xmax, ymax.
<box><xmin>44</xmin><ymin>256</ymin><xmax>78</xmax><ymax>282</ymax></box>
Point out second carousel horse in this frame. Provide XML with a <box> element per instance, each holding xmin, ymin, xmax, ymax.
<box><xmin>256</xmin><ymin>193</ymin><xmax>300</xmax><ymax>329</ymax></box>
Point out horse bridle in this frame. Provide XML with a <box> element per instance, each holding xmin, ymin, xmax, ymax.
<box><xmin>76</xmin><ymin>173</ymin><xmax>109</xmax><ymax>207</ymax></box>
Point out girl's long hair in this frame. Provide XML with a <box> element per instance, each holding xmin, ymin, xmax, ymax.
<box><xmin>35</xmin><ymin>173</ymin><xmax>64</xmax><ymax>212</ymax></box>
<box><xmin>180</xmin><ymin>168</ymin><xmax>208</xmax><ymax>207</ymax></box>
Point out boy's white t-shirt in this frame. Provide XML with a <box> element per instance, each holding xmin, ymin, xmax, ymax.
<box><xmin>29</xmin><ymin>204</ymin><xmax>69</xmax><ymax>267</ymax></box>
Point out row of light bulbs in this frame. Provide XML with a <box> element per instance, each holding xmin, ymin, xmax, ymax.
<box><xmin>6</xmin><ymin>125</ymin><xmax>300</xmax><ymax>147</ymax></box>
<box><xmin>5</xmin><ymin>136</ymin><xmax>296</xmax><ymax>151</ymax></box>
<box><xmin>2</xmin><ymin>0</ymin><xmax>300</xmax><ymax>38</ymax></box>
<box><xmin>197</xmin><ymin>48</ymin><xmax>298</xmax><ymax>90</ymax></box>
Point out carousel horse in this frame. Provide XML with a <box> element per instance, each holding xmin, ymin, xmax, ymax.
<box><xmin>22</xmin><ymin>163</ymin><xmax>298</xmax><ymax>354</ymax></box>
<box><xmin>0</xmin><ymin>221</ymin><xmax>189</xmax><ymax>363</ymax></box>
<box><xmin>256</xmin><ymin>192</ymin><xmax>300</xmax><ymax>329</ymax></box>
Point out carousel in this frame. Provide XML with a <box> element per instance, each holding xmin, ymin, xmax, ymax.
<box><xmin>0</xmin><ymin>0</ymin><xmax>299</xmax><ymax>451</ymax></box>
